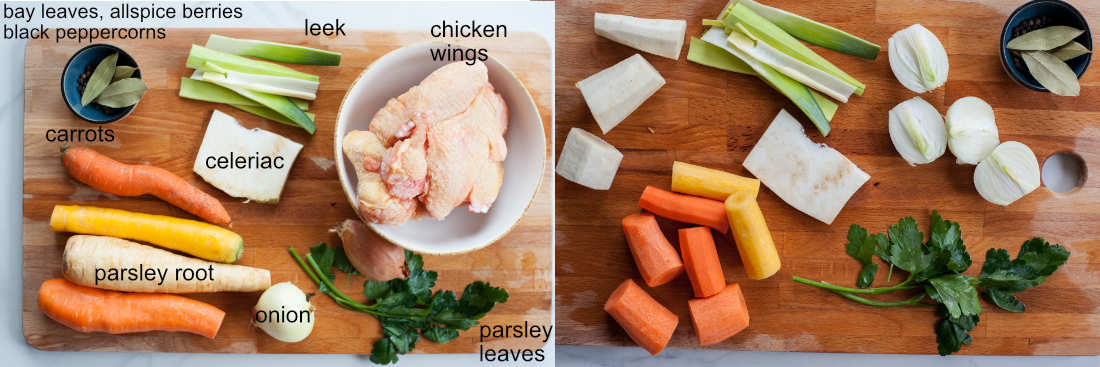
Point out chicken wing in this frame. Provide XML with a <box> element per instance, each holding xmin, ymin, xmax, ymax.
<box><xmin>342</xmin><ymin>130</ymin><xmax>417</xmax><ymax>225</ymax></box>
<box><xmin>368</xmin><ymin>62</ymin><xmax>489</xmax><ymax>146</ymax></box>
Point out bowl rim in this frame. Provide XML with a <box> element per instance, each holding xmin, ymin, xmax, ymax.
<box><xmin>332</xmin><ymin>41</ymin><xmax>547</xmax><ymax>255</ymax></box>
<box><xmin>61</xmin><ymin>43</ymin><xmax>141</xmax><ymax>124</ymax></box>
<box><xmin>999</xmin><ymin>0</ymin><xmax>1093</xmax><ymax>92</ymax></box>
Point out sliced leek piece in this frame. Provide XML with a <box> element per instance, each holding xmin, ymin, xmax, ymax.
<box><xmin>888</xmin><ymin>96</ymin><xmax>946</xmax><ymax>165</ymax></box>
<box><xmin>697</xmin><ymin>25</ymin><xmax>839</xmax><ymax>123</ymax></box>
<box><xmin>743</xmin><ymin>109</ymin><xmax>869</xmax><ymax>224</ymax></box>
<box><xmin>974</xmin><ymin>141</ymin><xmax>1040</xmax><ymax>206</ymax></box>
<box><xmin>231</xmin><ymin>104</ymin><xmax>315</xmax><ymax>127</ymax></box>
<box><xmin>575</xmin><ymin>54</ymin><xmax>666</xmax><ymax>134</ymax></box>
<box><xmin>201</xmin><ymin>62</ymin><xmax>319</xmax><ymax>100</ymax></box>
<box><xmin>207</xmin><ymin>80</ymin><xmax>316</xmax><ymax>134</ymax></box>
<box><xmin>888</xmin><ymin>24</ymin><xmax>949</xmax><ymax>93</ymax></box>
<box><xmin>187</xmin><ymin>45</ymin><xmax>319</xmax><ymax>82</ymax></box>
<box><xmin>727</xmin><ymin>25</ymin><xmax>856</xmax><ymax>102</ymax></box>
<box><xmin>594</xmin><ymin>13</ymin><xmax>687</xmax><ymax>60</ymax></box>
<box><xmin>722</xmin><ymin>3</ymin><xmax>865</xmax><ymax>95</ymax></box>
<box><xmin>205</xmin><ymin>34</ymin><xmax>341</xmax><ymax>66</ymax></box>
<box><xmin>180</xmin><ymin>77</ymin><xmax>310</xmax><ymax>111</ymax></box>
<box><xmin>735</xmin><ymin>0</ymin><xmax>880</xmax><ymax>60</ymax></box>
<box><xmin>704</xmin><ymin>28</ymin><xmax>830</xmax><ymax>136</ymax></box>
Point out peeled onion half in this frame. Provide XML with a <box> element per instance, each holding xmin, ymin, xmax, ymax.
<box><xmin>946</xmin><ymin>96</ymin><xmax>999</xmax><ymax>165</ymax></box>
<box><xmin>888</xmin><ymin>24</ymin><xmax>949</xmax><ymax>93</ymax></box>
<box><xmin>974</xmin><ymin>141</ymin><xmax>1040</xmax><ymax>206</ymax></box>
<box><xmin>888</xmin><ymin>96</ymin><xmax>946</xmax><ymax>165</ymax></box>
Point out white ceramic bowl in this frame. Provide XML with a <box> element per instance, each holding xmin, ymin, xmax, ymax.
<box><xmin>334</xmin><ymin>43</ymin><xmax>545</xmax><ymax>255</ymax></box>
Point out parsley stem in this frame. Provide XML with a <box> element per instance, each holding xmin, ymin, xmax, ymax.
<box><xmin>831</xmin><ymin>291</ymin><xmax>927</xmax><ymax>307</ymax></box>
<box><xmin>289</xmin><ymin>248</ymin><xmax>323</xmax><ymax>286</ymax></box>
<box><xmin>792</xmin><ymin>273</ymin><xmax>917</xmax><ymax>294</ymax></box>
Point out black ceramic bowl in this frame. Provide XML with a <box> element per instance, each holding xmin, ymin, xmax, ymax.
<box><xmin>61</xmin><ymin>44</ymin><xmax>142</xmax><ymax>123</ymax></box>
<box><xmin>1000</xmin><ymin>0</ymin><xmax>1092</xmax><ymax>92</ymax></box>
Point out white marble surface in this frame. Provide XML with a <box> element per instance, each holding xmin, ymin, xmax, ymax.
<box><xmin>2</xmin><ymin>1</ymin><xmax>553</xmax><ymax>366</ymax></box>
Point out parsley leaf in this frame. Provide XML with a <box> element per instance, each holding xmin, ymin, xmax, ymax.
<box><xmin>926</xmin><ymin>211</ymin><xmax>971</xmax><ymax>274</ymax></box>
<box><xmin>979</xmin><ymin>237</ymin><xmax>1069</xmax><ymax>311</ymax></box>
<box><xmin>985</xmin><ymin>287</ymin><xmax>1025</xmax><ymax>312</ymax></box>
<box><xmin>927</xmin><ymin>274</ymin><xmax>982</xmax><ymax>319</ymax></box>
<box><xmin>878</xmin><ymin>216</ymin><xmax>933</xmax><ymax>276</ymax></box>
<box><xmin>845</xmin><ymin>224</ymin><xmax>884</xmax><ymax>288</ymax></box>
<box><xmin>935</xmin><ymin>306</ymin><xmax>979</xmax><ymax>356</ymax></box>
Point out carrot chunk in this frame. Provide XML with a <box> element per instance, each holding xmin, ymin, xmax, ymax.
<box><xmin>638</xmin><ymin>186</ymin><xmax>728</xmax><ymax>233</ymax></box>
<box><xmin>688</xmin><ymin>283</ymin><xmax>750</xmax><ymax>345</ymax></box>
<box><xmin>622</xmin><ymin>213</ymin><xmax>684</xmax><ymax>287</ymax></box>
<box><xmin>604</xmin><ymin>279</ymin><xmax>678</xmax><ymax>355</ymax></box>
<box><xmin>678</xmin><ymin>227</ymin><xmax>726</xmax><ymax>297</ymax></box>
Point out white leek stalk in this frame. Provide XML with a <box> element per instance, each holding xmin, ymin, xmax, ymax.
<box><xmin>888</xmin><ymin>24</ymin><xmax>949</xmax><ymax>93</ymax></box>
<box><xmin>974</xmin><ymin>141</ymin><xmax>1040</xmax><ymax>206</ymax></box>
<box><xmin>945</xmin><ymin>96</ymin><xmax>999</xmax><ymax>165</ymax></box>
<box><xmin>594</xmin><ymin>13</ymin><xmax>687</xmax><ymax>60</ymax></box>
<box><xmin>727</xmin><ymin>25</ymin><xmax>856</xmax><ymax>102</ymax></box>
<box><xmin>888</xmin><ymin>97</ymin><xmax>946</xmax><ymax>165</ymax></box>
<box><xmin>201</xmin><ymin>62</ymin><xmax>319</xmax><ymax>100</ymax></box>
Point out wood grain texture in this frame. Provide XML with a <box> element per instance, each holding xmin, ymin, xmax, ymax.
<box><xmin>23</xmin><ymin>29</ymin><xmax>552</xmax><ymax>353</ymax></box>
<box><xmin>556</xmin><ymin>0</ymin><xmax>1100</xmax><ymax>356</ymax></box>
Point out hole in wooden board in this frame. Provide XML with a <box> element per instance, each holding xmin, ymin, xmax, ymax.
<box><xmin>1041</xmin><ymin>151</ymin><xmax>1087</xmax><ymax>194</ymax></box>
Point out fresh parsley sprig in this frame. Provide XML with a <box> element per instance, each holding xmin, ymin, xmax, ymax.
<box><xmin>793</xmin><ymin>211</ymin><xmax>1069</xmax><ymax>356</ymax></box>
<box><xmin>290</xmin><ymin>244</ymin><xmax>509</xmax><ymax>364</ymax></box>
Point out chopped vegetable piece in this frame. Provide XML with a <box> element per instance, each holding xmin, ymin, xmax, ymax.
<box><xmin>63</xmin><ymin>235</ymin><xmax>270</xmax><ymax>293</ymax></box>
<box><xmin>735</xmin><ymin>0</ymin><xmax>881</xmax><ymax>59</ymax></box>
<box><xmin>230</xmin><ymin>103</ymin><xmax>315</xmax><ymax>127</ymax></box>
<box><xmin>187</xmin><ymin>45</ymin><xmax>319</xmax><ymax>82</ymax></box>
<box><xmin>594</xmin><ymin>13</ymin><xmax>687</xmax><ymax>60</ymax></box>
<box><xmin>742</xmin><ymin>109</ymin><xmax>869</xmax><ymax>224</ymax></box>
<box><xmin>688</xmin><ymin>283</ymin><xmax>750</xmax><ymax>345</ymax></box>
<box><xmin>556</xmin><ymin>128</ymin><xmax>624</xmax><ymax>190</ymax></box>
<box><xmin>687</xmin><ymin>36</ymin><xmax>754</xmax><ymax>74</ymax></box>
<box><xmin>723</xmin><ymin>3</ymin><xmax>865</xmax><ymax>95</ymax></box>
<box><xmin>205</xmin><ymin>34</ymin><xmax>342</xmax><ymax>65</ymax></box>
<box><xmin>888</xmin><ymin>24</ymin><xmax>949</xmax><ymax>93</ymax></box>
<box><xmin>61</xmin><ymin>146</ymin><xmax>231</xmax><ymax>225</ymax></box>
<box><xmin>575</xmin><ymin>54</ymin><xmax>666</xmax><ymax>134</ymax></box>
<box><xmin>38</xmin><ymin>278</ymin><xmax>225</xmax><ymax>338</ymax></box>
<box><xmin>679</xmin><ymin>227</ymin><xmax>726</xmax><ymax>297</ymax></box>
<box><xmin>638</xmin><ymin>186</ymin><xmax>728</xmax><ymax>234</ymax></box>
<box><xmin>671</xmin><ymin>161</ymin><xmax>759</xmax><ymax>200</ymax></box>
<box><xmin>49</xmin><ymin>205</ymin><xmax>244</xmax><ymax>263</ymax></box>
<box><xmin>727</xmin><ymin>25</ymin><xmax>856</xmax><ymax>102</ymax></box>
<box><xmin>725</xmin><ymin>190</ymin><xmax>780</xmax><ymax>280</ymax></box>
<box><xmin>604</xmin><ymin>279</ymin><xmax>678</xmax><ymax>356</ymax></box>
<box><xmin>192</xmin><ymin>110</ymin><xmax>304</xmax><ymax>204</ymax></box>
<box><xmin>974</xmin><ymin>141</ymin><xmax>1040</xmax><ymax>206</ymax></box>
<box><xmin>888</xmin><ymin>96</ymin><xmax>947</xmax><ymax>165</ymax></box>
<box><xmin>200</xmin><ymin>61</ymin><xmax>320</xmax><ymax>100</ymax></box>
<box><xmin>945</xmin><ymin>96</ymin><xmax>999</xmax><ymax>165</ymax></box>
<box><xmin>180</xmin><ymin>77</ymin><xmax>310</xmax><ymax>110</ymax></box>
<box><xmin>210</xmin><ymin>80</ymin><xmax>316</xmax><ymax>134</ymax></box>
<box><xmin>622</xmin><ymin>213</ymin><xmax>685</xmax><ymax>287</ymax></box>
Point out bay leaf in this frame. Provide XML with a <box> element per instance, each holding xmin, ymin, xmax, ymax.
<box><xmin>1051</xmin><ymin>41</ymin><xmax>1091</xmax><ymax>61</ymax></box>
<box><xmin>1007</xmin><ymin>25</ymin><xmax>1084</xmax><ymax>51</ymax></box>
<box><xmin>94</xmin><ymin>78</ymin><xmax>147</xmax><ymax>108</ymax></box>
<box><xmin>1021</xmin><ymin>50</ymin><xmax>1080</xmax><ymax>96</ymax></box>
<box><xmin>80</xmin><ymin>52</ymin><xmax>118</xmax><ymax>106</ymax></box>
<box><xmin>112</xmin><ymin>66</ymin><xmax>136</xmax><ymax>81</ymax></box>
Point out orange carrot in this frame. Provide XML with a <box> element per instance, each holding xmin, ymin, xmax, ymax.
<box><xmin>638</xmin><ymin>186</ymin><xmax>728</xmax><ymax>233</ymax></box>
<box><xmin>678</xmin><ymin>227</ymin><xmax>726</xmax><ymax>298</ymax></box>
<box><xmin>604</xmin><ymin>279</ymin><xmax>678</xmax><ymax>356</ymax></box>
<box><xmin>62</xmin><ymin>146</ymin><xmax>231</xmax><ymax>225</ymax></box>
<box><xmin>37</xmin><ymin>278</ymin><xmax>225</xmax><ymax>339</ymax></box>
<box><xmin>622</xmin><ymin>213</ymin><xmax>684</xmax><ymax>287</ymax></box>
<box><xmin>688</xmin><ymin>283</ymin><xmax>750</xmax><ymax>345</ymax></box>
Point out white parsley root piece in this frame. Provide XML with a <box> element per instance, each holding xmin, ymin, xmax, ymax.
<box><xmin>974</xmin><ymin>141</ymin><xmax>1041</xmax><ymax>206</ymax></box>
<box><xmin>576</xmin><ymin>54</ymin><xmax>666</xmax><ymax>134</ymax></box>
<box><xmin>594</xmin><ymin>13</ymin><xmax>687</xmax><ymax>60</ymax></box>
<box><xmin>742</xmin><ymin>109</ymin><xmax>870</xmax><ymax>224</ymax></box>
<box><xmin>556</xmin><ymin>128</ymin><xmax>624</xmax><ymax>190</ymax></box>
<box><xmin>193</xmin><ymin>110</ymin><xmax>303</xmax><ymax>204</ymax></box>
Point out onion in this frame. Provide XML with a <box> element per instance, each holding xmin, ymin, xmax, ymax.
<box><xmin>253</xmin><ymin>282</ymin><xmax>315</xmax><ymax>343</ymax></box>
<box><xmin>946</xmin><ymin>97</ymin><xmax>999</xmax><ymax>165</ymax></box>
<box><xmin>974</xmin><ymin>141</ymin><xmax>1040</xmax><ymax>206</ymax></box>
<box><xmin>888</xmin><ymin>24</ymin><xmax>949</xmax><ymax>93</ymax></box>
<box><xmin>888</xmin><ymin>96</ymin><xmax>946</xmax><ymax>165</ymax></box>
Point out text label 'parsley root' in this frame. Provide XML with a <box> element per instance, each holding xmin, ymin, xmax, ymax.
<box><xmin>792</xmin><ymin>211</ymin><xmax>1069</xmax><ymax>356</ymax></box>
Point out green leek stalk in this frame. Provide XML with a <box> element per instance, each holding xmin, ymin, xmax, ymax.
<box><xmin>186</xmin><ymin>45</ymin><xmax>319</xmax><ymax>82</ymax></box>
<box><xmin>205</xmin><ymin>34</ymin><xmax>341</xmax><ymax>66</ymax></box>
<box><xmin>736</xmin><ymin>0</ymin><xmax>880</xmax><ymax>60</ymax></box>
<box><xmin>179</xmin><ymin>77</ymin><xmax>310</xmax><ymax>111</ymax></box>
<box><xmin>722</xmin><ymin>3</ymin><xmax>865</xmax><ymax>95</ymax></box>
<box><xmin>209</xmin><ymin>80</ymin><xmax>316</xmax><ymax>134</ymax></box>
<box><xmin>687</xmin><ymin>37</ymin><xmax>838</xmax><ymax>122</ymax></box>
<box><xmin>201</xmin><ymin>61</ymin><xmax>319</xmax><ymax>100</ymax></box>
<box><xmin>231</xmin><ymin>104</ymin><xmax>315</xmax><ymax>127</ymax></box>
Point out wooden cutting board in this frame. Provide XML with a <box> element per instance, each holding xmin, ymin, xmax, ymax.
<box><xmin>22</xmin><ymin>29</ymin><xmax>552</xmax><ymax>353</ymax></box>
<box><xmin>556</xmin><ymin>0</ymin><xmax>1100</xmax><ymax>356</ymax></box>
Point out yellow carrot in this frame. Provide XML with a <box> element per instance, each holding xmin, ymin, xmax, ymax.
<box><xmin>724</xmin><ymin>191</ymin><xmax>780</xmax><ymax>280</ymax></box>
<box><xmin>671</xmin><ymin>161</ymin><xmax>760</xmax><ymax>201</ymax></box>
<box><xmin>50</xmin><ymin>205</ymin><xmax>244</xmax><ymax>263</ymax></box>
